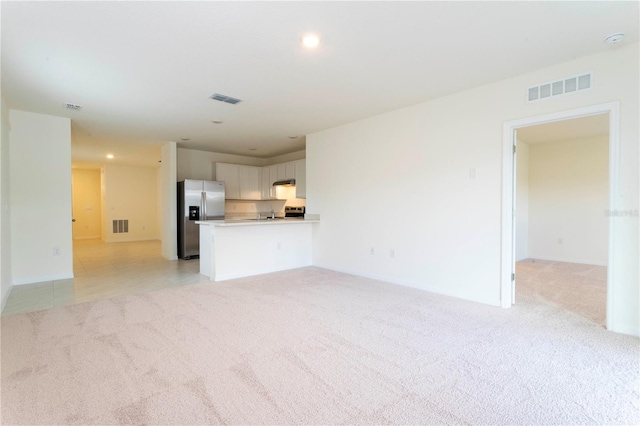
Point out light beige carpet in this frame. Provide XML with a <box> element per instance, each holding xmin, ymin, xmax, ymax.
<box><xmin>1</xmin><ymin>266</ymin><xmax>638</xmax><ymax>425</ymax></box>
<box><xmin>516</xmin><ymin>258</ymin><xmax>608</xmax><ymax>327</ymax></box>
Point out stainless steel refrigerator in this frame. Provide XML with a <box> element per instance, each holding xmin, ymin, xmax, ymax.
<box><xmin>177</xmin><ymin>180</ymin><xmax>225</xmax><ymax>259</ymax></box>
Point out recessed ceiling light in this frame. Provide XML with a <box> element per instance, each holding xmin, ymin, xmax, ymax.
<box><xmin>65</xmin><ymin>103</ymin><xmax>82</xmax><ymax>111</ymax></box>
<box><xmin>211</xmin><ymin>120</ymin><xmax>224</xmax><ymax>124</ymax></box>
<box><xmin>604</xmin><ymin>33</ymin><xmax>624</xmax><ymax>44</ymax></box>
<box><xmin>288</xmin><ymin>135</ymin><xmax>299</xmax><ymax>139</ymax></box>
<box><xmin>248</xmin><ymin>147</ymin><xmax>258</xmax><ymax>151</ymax></box>
<box><xmin>302</xmin><ymin>34</ymin><xmax>320</xmax><ymax>48</ymax></box>
<box><xmin>180</xmin><ymin>138</ymin><xmax>190</xmax><ymax>141</ymax></box>
<box><xmin>106</xmin><ymin>154</ymin><xmax>114</xmax><ymax>159</ymax></box>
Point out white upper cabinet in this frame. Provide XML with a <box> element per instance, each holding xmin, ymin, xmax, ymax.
<box><xmin>285</xmin><ymin>162</ymin><xmax>296</xmax><ymax>180</ymax></box>
<box><xmin>276</xmin><ymin>162</ymin><xmax>296</xmax><ymax>181</ymax></box>
<box><xmin>215</xmin><ymin>163</ymin><xmax>240</xmax><ymax>199</ymax></box>
<box><xmin>261</xmin><ymin>167</ymin><xmax>272</xmax><ymax>200</ymax></box>
<box><xmin>239</xmin><ymin>165</ymin><xmax>261</xmax><ymax>200</ymax></box>
<box><xmin>294</xmin><ymin>159</ymin><xmax>306</xmax><ymax>199</ymax></box>
<box><xmin>217</xmin><ymin>160</ymin><xmax>305</xmax><ymax>200</ymax></box>
<box><xmin>261</xmin><ymin>165</ymin><xmax>279</xmax><ymax>200</ymax></box>
<box><xmin>216</xmin><ymin>163</ymin><xmax>261</xmax><ymax>199</ymax></box>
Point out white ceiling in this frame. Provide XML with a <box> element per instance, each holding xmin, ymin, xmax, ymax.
<box><xmin>517</xmin><ymin>114</ymin><xmax>610</xmax><ymax>145</ymax></box>
<box><xmin>2</xmin><ymin>1</ymin><xmax>638</xmax><ymax>168</ymax></box>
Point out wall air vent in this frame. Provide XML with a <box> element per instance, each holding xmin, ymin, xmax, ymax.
<box><xmin>65</xmin><ymin>103</ymin><xmax>82</xmax><ymax>111</ymax></box>
<box><xmin>209</xmin><ymin>93</ymin><xmax>242</xmax><ymax>104</ymax></box>
<box><xmin>112</xmin><ymin>219</ymin><xmax>129</xmax><ymax>234</ymax></box>
<box><xmin>527</xmin><ymin>72</ymin><xmax>593</xmax><ymax>103</ymax></box>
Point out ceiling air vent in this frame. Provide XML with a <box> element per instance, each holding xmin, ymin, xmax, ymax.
<box><xmin>65</xmin><ymin>103</ymin><xmax>82</xmax><ymax>111</ymax></box>
<box><xmin>209</xmin><ymin>93</ymin><xmax>242</xmax><ymax>104</ymax></box>
<box><xmin>527</xmin><ymin>72</ymin><xmax>593</xmax><ymax>103</ymax></box>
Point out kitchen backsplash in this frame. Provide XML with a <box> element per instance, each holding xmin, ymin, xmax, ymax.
<box><xmin>225</xmin><ymin>187</ymin><xmax>305</xmax><ymax>218</ymax></box>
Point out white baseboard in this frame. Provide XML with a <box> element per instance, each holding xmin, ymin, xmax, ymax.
<box><xmin>105</xmin><ymin>237</ymin><xmax>160</xmax><ymax>243</ymax></box>
<box><xmin>312</xmin><ymin>263</ymin><xmax>501</xmax><ymax>307</ymax></box>
<box><xmin>213</xmin><ymin>262</ymin><xmax>313</xmax><ymax>282</ymax></box>
<box><xmin>608</xmin><ymin>322</ymin><xmax>640</xmax><ymax>337</ymax></box>
<box><xmin>12</xmin><ymin>273</ymin><xmax>74</xmax><ymax>286</ymax></box>
<box><xmin>1</xmin><ymin>284</ymin><xmax>13</xmax><ymax>312</ymax></box>
<box><xmin>525</xmin><ymin>255</ymin><xmax>607</xmax><ymax>266</ymax></box>
<box><xmin>73</xmin><ymin>235</ymin><xmax>101</xmax><ymax>240</ymax></box>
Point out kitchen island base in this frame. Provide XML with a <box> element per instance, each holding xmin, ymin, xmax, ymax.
<box><xmin>197</xmin><ymin>220</ymin><xmax>317</xmax><ymax>282</ymax></box>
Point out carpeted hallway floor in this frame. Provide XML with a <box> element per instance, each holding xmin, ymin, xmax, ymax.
<box><xmin>1</xmin><ymin>265</ymin><xmax>638</xmax><ymax>425</ymax></box>
<box><xmin>515</xmin><ymin>258</ymin><xmax>608</xmax><ymax>326</ymax></box>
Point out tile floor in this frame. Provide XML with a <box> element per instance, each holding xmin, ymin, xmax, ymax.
<box><xmin>2</xmin><ymin>239</ymin><xmax>207</xmax><ymax>316</ymax></box>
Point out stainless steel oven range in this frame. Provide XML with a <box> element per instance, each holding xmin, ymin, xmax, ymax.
<box><xmin>284</xmin><ymin>206</ymin><xmax>305</xmax><ymax>218</ymax></box>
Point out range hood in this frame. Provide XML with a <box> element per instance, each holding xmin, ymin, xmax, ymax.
<box><xmin>272</xmin><ymin>179</ymin><xmax>296</xmax><ymax>187</ymax></box>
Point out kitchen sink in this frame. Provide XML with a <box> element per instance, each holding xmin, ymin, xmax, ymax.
<box><xmin>241</xmin><ymin>217</ymin><xmax>285</xmax><ymax>221</ymax></box>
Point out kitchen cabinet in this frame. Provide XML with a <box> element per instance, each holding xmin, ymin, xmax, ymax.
<box><xmin>218</xmin><ymin>160</ymin><xmax>304</xmax><ymax>200</ymax></box>
<box><xmin>286</xmin><ymin>162</ymin><xmax>296</xmax><ymax>179</ymax></box>
<box><xmin>276</xmin><ymin>162</ymin><xmax>295</xmax><ymax>181</ymax></box>
<box><xmin>216</xmin><ymin>163</ymin><xmax>261</xmax><ymax>200</ymax></box>
<box><xmin>215</xmin><ymin>163</ymin><xmax>240</xmax><ymax>199</ymax></box>
<box><xmin>294</xmin><ymin>159</ymin><xmax>306</xmax><ymax>199</ymax></box>
<box><xmin>261</xmin><ymin>165</ymin><xmax>279</xmax><ymax>200</ymax></box>
<box><xmin>239</xmin><ymin>165</ymin><xmax>261</xmax><ymax>200</ymax></box>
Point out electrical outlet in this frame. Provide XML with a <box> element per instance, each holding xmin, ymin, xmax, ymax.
<box><xmin>53</xmin><ymin>247</ymin><xmax>61</xmax><ymax>256</ymax></box>
<box><xmin>390</xmin><ymin>249</ymin><xmax>395</xmax><ymax>258</ymax></box>
<box><xmin>370</xmin><ymin>247</ymin><xmax>375</xmax><ymax>255</ymax></box>
<box><xmin>558</xmin><ymin>238</ymin><xmax>563</xmax><ymax>245</ymax></box>
<box><xmin>277</xmin><ymin>242</ymin><xmax>282</xmax><ymax>250</ymax></box>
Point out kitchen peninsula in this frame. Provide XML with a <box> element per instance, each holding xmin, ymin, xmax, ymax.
<box><xmin>196</xmin><ymin>218</ymin><xmax>319</xmax><ymax>282</ymax></box>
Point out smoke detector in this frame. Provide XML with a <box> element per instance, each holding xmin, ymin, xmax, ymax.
<box><xmin>604</xmin><ymin>33</ymin><xmax>624</xmax><ymax>44</ymax></box>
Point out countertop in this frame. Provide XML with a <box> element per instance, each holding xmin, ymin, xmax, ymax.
<box><xmin>196</xmin><ymin>218</ymin><xmax>320</xmax><ymax>227</ymax></box>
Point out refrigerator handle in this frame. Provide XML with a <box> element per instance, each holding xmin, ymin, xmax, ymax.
<box><xmin>201</xmin><ymin>191</ymin><xmax>207</xmax><ymax>220</ymax></box>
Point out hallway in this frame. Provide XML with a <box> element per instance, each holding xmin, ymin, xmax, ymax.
<box><xmin>2</xmin><ymin>239</ymin><xmax>206</xmax><ymax>316</ymax></box>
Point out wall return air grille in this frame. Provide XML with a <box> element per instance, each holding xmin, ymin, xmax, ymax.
<box><xmin>527</xmin><ymin>72</ymin><xmax>593</xmax><ymax>102</ymax></box>
<box><xmin>112</xmin><ymin>219</ymin><xmax>129</xmax><ymax>234</ymax></box>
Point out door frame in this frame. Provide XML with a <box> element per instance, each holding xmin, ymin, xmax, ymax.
<box><xmin>500</xmin><ymin>102</ymin><xmax>619</xmax><ymax>329</ymax></box>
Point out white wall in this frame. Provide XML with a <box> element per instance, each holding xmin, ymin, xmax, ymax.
<box><xmin>1</xmin><ymin>97</ymin><xmax>12</xmax><ymax>308</ymax></box>
<box><xmin>515</xmin><ymin>140</ymin><xmax>529</xmax><ymax>261</ymax></box>
<box><xmin>9</xmin><ymin>110</ymin><xmax>73</xmax><ymax>285</ymax></box>
<box><xmin>306</xmin><ymin>43</ymin><xmax>638</xmax><ymax>334</ymax></box>
<box><xmin>528</xmin><ymin>136</ymin><xmax>608</xmax><ymax>265</ymax></box>
<box><xmin>263</xmin><ymin>150</ymin><xmax>306</xmax><ymax>166</ymax></box>
<box><xmin>161</xmin><ymin>142</ymin><xmax>177</xmax><ymax>260</ymax></box>
<box><xmin>102</xmin><ymin>165</ymin><xmax>159</xmax><ymax>242</ymax></box>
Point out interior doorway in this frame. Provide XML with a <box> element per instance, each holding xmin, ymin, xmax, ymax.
<box><xmin>71</xmin><ymin>168</ymin><xmax>103</xmax><ymax>241</ymax></box>
<box><xmin>513</xmin><ymin>114</ymin><xmax>609</xmax><ymax>325</ymax></box>
<box><xmin>501</xmin><ymin>102</ymin><xmax>620</xmax><ymax>330</ymax></box>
